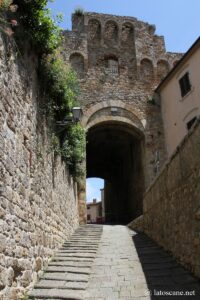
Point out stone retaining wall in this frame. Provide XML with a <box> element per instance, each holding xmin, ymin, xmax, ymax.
<box><xmin>0</xmin><ymin>33</ymin><xmax>79</xmax><ymax>299</ymax></box>
<box><xmin>143</xmin><ymin>120</ymin><xmax>200</xmax><ymax>278</ymax></box>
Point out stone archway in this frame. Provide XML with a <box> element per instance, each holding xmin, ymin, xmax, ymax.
<box><xmin>86</xmin><ymin>120</ymin><xmax>145</xmax><ymax>224</ymax></box>
<box><xmin>78</xmin><ymin>103</ymin><xmax>146</xmax><ymax>225</ymax></box>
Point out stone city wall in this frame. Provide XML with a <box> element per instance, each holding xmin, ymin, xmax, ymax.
<box><xmin>63</xmin><ymin>12</ymin><xmax>183</xmax><ymax>186</ymax></box>
<box><xmin>0</xmin><ymin>33</ymin><xmax>79</xmax><ymax>299</ymax></box>
<box><xmin>143</xmin><ymin>120</ymin><xmax>200</xmax><ymax>278</ymax></box>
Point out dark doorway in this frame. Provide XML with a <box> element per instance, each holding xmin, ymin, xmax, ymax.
<box><xmin>86</xmin><ymin>121</ymin><xmax>145</xmax><ymax>225</ymax></box>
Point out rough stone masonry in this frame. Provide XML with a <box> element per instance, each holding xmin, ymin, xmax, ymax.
<box><xmin>0</xmin><ymin>32</ymin><xmax>79</xmax><ymax>299</ymax></box>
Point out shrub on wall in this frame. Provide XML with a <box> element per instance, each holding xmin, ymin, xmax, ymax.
<box><xmin>12</xmin><ymin>0</ymin><xmax>61</xmax><ymax>55</ymax></box>
<box><xmin>1</xmin><ymin>0</ymin><xmax>86</xmax><ymax>179</ymax></box>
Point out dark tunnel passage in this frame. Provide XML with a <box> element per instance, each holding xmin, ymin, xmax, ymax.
<box><xmin>86</xmin><ymin>121</ymin><xmax>145</xmax><ymax>225</ymax></box>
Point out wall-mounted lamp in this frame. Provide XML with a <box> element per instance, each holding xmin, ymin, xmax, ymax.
<box><xmin>56</xmin><ymin>107</ymin><xmax>83</xmax><ymax>126</ymax></box>
<box><xmin>72</xmin><ymin>107</ymin><xmax>83</xmax><ymax>122</ymax></box>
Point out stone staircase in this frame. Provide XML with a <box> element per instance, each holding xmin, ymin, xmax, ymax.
<box><xmin>28</xmin><ymin>225</ymin><xmax>103</xmax><ymax>300</ymax></box>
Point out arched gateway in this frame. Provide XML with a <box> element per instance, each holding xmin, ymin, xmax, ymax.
<box><xmin>63</xmin><ymin>12</ymin><xmax>182</xmax><ymax>224</ymax></box>
<box><xmin>87</xmin><ymin>120</ymin><xmax>144</xmax><ymax>224</ymax></box>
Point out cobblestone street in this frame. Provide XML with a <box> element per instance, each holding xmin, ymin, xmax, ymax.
<box><xmin>29</xmin><ymin>225</ymin><xmax>200</xmax><ymax>300</ymax></box>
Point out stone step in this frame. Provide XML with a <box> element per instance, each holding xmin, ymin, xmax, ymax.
<box><xmin>63</xmin><ymin>243</ymin><xmax>99</xmax><ymax>247</ymax></box>
<box><xmin>61</xmin><ymin>246</ymin><xmax>98</xmax><ymax>250</ymax></box>
<box><xmin>41</xmin><ymin>272</ymin><xmax>88</xmax><ymax>282</ymax></box>
<box><xmin>62</xmin><ymin>243</ymin><xmax>98</xmax><ymax>247</ymax></box>
<box><xmin>70</xmin><ymin>236</ymin><xmax>101</xmax><ymax>239</ymax></box>
<box><xmin>48</xmin><ymin>262</ymin><xmax>91</xmax><ymax>268</ymax></box>
<box><xmin>53</xmin><ymin>253</ymin><xmax>95</xmax><ymax>258</ymax></box>
<box><xmin>28</xmin><ymin>225</ymin><xmax>103</xmax><ymax>299</ymax></box>
<box><xmin>57</xmin><ymin>250</ymin><xmax>97</xmax><ymax>254</ymax></box>
<box><xmin>73</xmin><ymin>232</ymin><xmax>102</xmax><ymax>234</ymax></box>
<box><xmin>75</xmin><ymin>232</ymin><xmax>102</xmax><ymax>234</ymax></box>
<box><xmin>74</xmin><ymin>233</ymin><xmax>101</xmax><ymax>235</ymax></box>
<box><xmin>76</xmin><ymin>232</ymin><xmax>102</xmax><ymax>233</ymax></box>
<box><xmin>34</xmin><ymin>279</ymin><xmax>87</xmax><ymax>290</ymax></box>
<box><xmin>46</xmin><ymin>266</ymin><xmax>90</xmax><ymax>274</ymax></box>
<box><xmin>53</xmin><ymin>257</ymin><xmax>93</xmax><ymax>262</ymax></box>
<box><xmin>69</xmin><ymin>240</ymin><xmax>100</xmax><ymax>243</ymax></box>
<box><xmin>64</xmin><ymin>241</ymin><xmax>99</xmax><ymax>244</ymax></box>
<box><xmin>28</xmin><ymin>288</ymin><xmax>88</xmax><ymax>299</ymax></box>
<box><xmin>72</xmin><ymin>235</ymin><xmax>100</xmax><ymax>238</ymax></box>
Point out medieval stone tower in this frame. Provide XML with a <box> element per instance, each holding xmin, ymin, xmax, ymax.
<box><xmin>62</xmin><ymin>12</ymin><xmax>182</xmax><ymax>224</ymax></box>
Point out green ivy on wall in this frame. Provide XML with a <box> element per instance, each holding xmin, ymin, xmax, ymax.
<box><xmin>2</xmin><ymin>0</ymin><xmax>86</xmax><ymax>179</ymax></box>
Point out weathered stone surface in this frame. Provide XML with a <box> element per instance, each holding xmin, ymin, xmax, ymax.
<box><xmin>5</xmin><ymin>267</ymin><xmax>14</xmax><ymax>287</ymax></box>
<box><xmin>46</xmin><ymin>266</ymin><xmax>91</xmax><ymax>274</ymax></box>
<box><xmin>42</xmin><ymin>272</ymin><xmax>89</xmax><ymax>282</ymax></box>
<box><xmin>29</xmin><ymin>225</ymin><xmax>102</xmax><ymax>299</ymax></box>
<box><xmin>49</xmin><ymin>263</ymin><xmax>91</xmax><ymax>269</ymax></box>
<box><xmin>63</xmin><ymin>12</ymin><xmax>182</xmax><ymax>189</ymax></box>
<box><xmin>28</xmin><ymin>288</ymin><xmax>88</xmax><ymax>299</ymax></box>
<box><xmin>33</xmin><ymin>257</ymin><xmax>43</xmax><ymax>272</ymax></box>
<box><xmin>0</xmin><ymin>31</ymin><xmax>79</xmax><ymax>299</ymax></box>
<box><xmin>35</xmin><ymin>279</ymin><xmax>88</xmax><ymax>290</ymax></box>
<box><xmin>143</xmin><ymin>120</ymin><xmax>200</xmax><ymax>278</ymax></box>
<box><xmin>86</xmin><ymin>226</ymin><xmax>200</xmax><ymax>300</ymax></box>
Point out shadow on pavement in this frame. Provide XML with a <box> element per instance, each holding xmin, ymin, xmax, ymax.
<box><xmin>131</xmin><ymin>232</ymin><xmax>200</xmax><ymax>300</ymax></box>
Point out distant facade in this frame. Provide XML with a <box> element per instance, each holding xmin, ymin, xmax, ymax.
<box><xmin>156</xmin><ymin>37</ymin><xmax>200</xmax><ymax>158</ymax></box>
<box><xmin>87</xmin><ymin>199</ymin><xmax>102</xmax><ymax>223</ymax></box>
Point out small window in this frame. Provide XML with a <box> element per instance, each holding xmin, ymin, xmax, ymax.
<box><xmin>187</xmin><ymin>116</ymin><xmax>197</xmax><ymax>130</ymax></box>
<box><xmin>179</xmin><ymin>72</ymin><xmax>191</xmax><ymax>97</ymax></box>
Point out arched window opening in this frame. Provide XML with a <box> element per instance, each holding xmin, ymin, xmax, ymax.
<box><xmin>88</xmin><ymin>19</ymin><xmax>101</xmax><ymax>42</ymax></box>
<box><xmin>104</xmin><ymin>21</ymin><xmax>118</xmax><ymax>44</ymax></box>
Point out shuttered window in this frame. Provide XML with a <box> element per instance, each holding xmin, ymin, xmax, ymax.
<box><xmin>179</xmin><ymin>72</ymin><xmax>191</xmax><ymax>97</ymax></box>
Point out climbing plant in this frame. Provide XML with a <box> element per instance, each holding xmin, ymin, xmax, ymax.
<box><xmin>1</xmin><ymin>0</ymin><xmax>86</xmax><ymax>179</ymax></box>
<box><xmin>12</xmin><ymin>0</ymin><xmax>62</xmax><ymax>55</ymax></box>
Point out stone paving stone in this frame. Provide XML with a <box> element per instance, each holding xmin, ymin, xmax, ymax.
<box><xmin>57</xmin><ymin>250</ymin><xmax>97</xmax><ymax>254</ymax></box>
<box><xmin>28</xmin><ymin>288</ymin><xmax>88</xmax><ymax>299</ymax></box>
<box><xmin>86</xmin><ymin>225</ymin><xmax>200</xmax><ymax>299</ymax></box>
<box><xmin>52</xmin><ymin>257</ymin><xmax>93</xmax><ymax>262</ymax></box>
<box><xmin>46</xmin><ymin>266</ymin><xmax>91</xmax><ymax>274</ymax></box>
<box><xmin>42</xmin><ymin>272</ymin><xmax>89</xmax><ymax>282</ymax></box>
<box><xmin>61</xmin><ymin>246</ymin><xmax>98</xmax><ymax>250</ymax></box>
<box><xmin>29</xmin><ymin>225</ymin><xmax>103</xmax><ymax>299</ymax></box>
<box><xmin>48</xmin><ymin>261</ymin><xmax>92</xmax><ymax>268</ymax></box>
<box><xmin>29</xmin><ymin>225</ymin><xmax>200</xmax><ymax>299</ymax></box>
<box><xmin>35</xmin><ymin>279</ymin><xmax>87</xmax><ymax>290</ymax></box>
<box><xmin>53</xmin><ymin>253</ymin><xmax>96</xmax><ymax>258</ymax></box>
